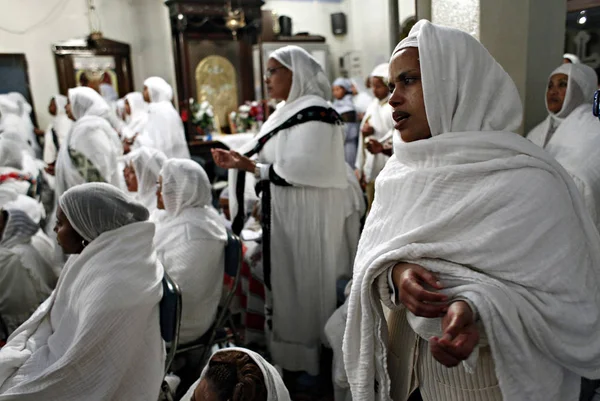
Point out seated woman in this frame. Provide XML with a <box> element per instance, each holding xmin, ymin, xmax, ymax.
<box><xmin>123</xmin><ymin>147</ymin><xmax>167</xmax><ymax>213</ymax></box>
<box><xmin>181</xmin><ymin>347</ymin><xmax>291</xmax><ymax>401</ymax></box>
<box><xmin>344</xmin><ymin>20</ymin><xmax>600</xmax><ymax>401</ymax></box>
<box><xmin>55</xmin><ymin>86</ymin><xmax>124</xmax><ymax>199</ymax></box>
<box><xmin>155</xmin><ymin>158</ymin><xmax>227</xmax><ymax>344</ymax></box>
<box><xmin>0</xmin><ymin>208</ymin><xmax>54</xmax><ymax>338</ymax></box>
<box><xmin>0</xmin><ymin>183</ymin><xmax>164</xmax><ymax>400</ymax></box>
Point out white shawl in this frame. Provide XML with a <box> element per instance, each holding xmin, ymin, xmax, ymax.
<box><xmin>55</xmin><ymin>88</ymin><xmax>123</xmax><ymax>198</ymax></box>
<box><xmin>0</xmin><ymin>216</ymin><xmax>164</xmax><ymax>400</ymax></box>
<box><xmin>156</xmin><ymin>159</ymin><xmax>227</xmax><ymax>344</ymax></box>
<box><xmin>180</xmin><ymin>347</ymin><xmax>291</xmax><ymax>401</ymax></box>
<box><xmin>124</xmin><ymin>92</ymin><xmax>148</xmax><ymax>139</ymax></box>
<box><xmin>124</xmin><ymin>147</ymin><xmax>167</xmax><ymax>212</ymax></box>
<box><xmin>344</xmin><ymin>20</ymin><xmax>600</xmax><ymax>401</ymax></box>
<box><xmin>43</xmin><ymin>95</ymin><xmax>72</xmax><ymax>164</ymax></box>
<box><xmin>141</xmin><ymin>77</ymin><xmax>190</xmax><ymax>159</ymax></box>
<box><xmin>527</xmin><ymin>63</ymin><xmax>597</xmax><ymax>148</ymax></box>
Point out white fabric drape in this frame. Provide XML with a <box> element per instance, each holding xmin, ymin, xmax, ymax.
<box><xmin>140</xmin><ymin>77</ymin><xmax>190</xmax><ymax>159</ymax></box>
<box><xmin>355</xmin><ymin>98</ymin><xmax>394</xmax><ymax>182</ymax></box>
<box><xmin>55</xmin><ymin>87</ymin><xmax>123</xmax><ymax>199</ymax></box>
<box><xmin>180</xmin><ymin>347</ymin><xmax>292</xmax><ymax>401</ymax></box>
<box><xmin>156</xmin><ymin>159</ymin><xmax>227</xmax><ymax>344</ymax></box>
<box><xmin>344</xmin><ymin>20</ymin><xmax>600</xmax><ymax>401</ymax></box>
<box><xmin>43</xmin><ymin>95</ymin><xmax>72</xmax><ymax>165</ymax></box>
<box><xmin>0</xmin><ymin>183</ymin><xmax>164</xmax><ymax>400</ymax></box>
<box><xmin>124</xmin><ymin>92</ymin><xmax>148</xmax><ymax>140</ymax></box>
<box><xmin>527</xmin><ymin>63</ymin><xmax>597</xmax><ymax>148</ymax></box>
<box><xmin>5</xmin><ymin>93</ymin><xmax>40</xmax><ymax>158</ymax></box>
<box><xmin>124</xmin><ymin>147</ymin><xmax>167</xmax><ymax>212</ymax></box>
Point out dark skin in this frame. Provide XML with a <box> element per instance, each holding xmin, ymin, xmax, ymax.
<box><xmin>191</xmin><ymin>378</ymin><xmax>218</xmax><ymax>401</ymax></box>
<box><xmin>65</xmin><ymin>100</ymin><xmax>76</xmax><ymax>121</ymax></box>
<box><xmin>366</xmin><ymin>139</ymin><xmax>393</xmax><ymax>156</ymax></box>
<box><xmin>54</xmin><ymin>205</ymin><xmax>86</xmax><ymax>254</ymax></box>
<box><xmin>36</xmin><ymin>98</ymin><xmax>59</xmax><ymax>136</ymax></box>
<box><xmin>123</xmin><ymin>163</ymin><xmax>138</xmax><ymax>192</ymax></box>
<box><xmin>388</xmin><ymin>47</ymin><xmax>478</xmax><ymax>366</ymax></box>
<box><xmin>0</xmin><ymin>210</ymin><xmax>7</xmax><ymax>242</ymax></box>
<box><xmin>219</xmin><ymin>197</ymin><xmax>231</xmax><ymax>221</ymax></box>
<box><xmin>332</xmin><ymin>85</ymin><xmax>347</xmax><ymax>100</ymax></box>
<box><xmin>143</xmin><ymin>86</ymin><xmax>151</xmax><ymax>103</ymax></box>
<box><xmin>156</xmin><ymin>176</ymin><xmax>165</xmax><ymax>210</ymax></box>
<box><xmin>546</xmin><ymin>73</ymin><xmax>568</xmax><ymax>114</ymax></box>
<box><xmin>212</xmin><ymin>58</ymin><xmax>293</xmax><ymax>171</ymax></box>
<box><xmin>125</xmin><ymin>99</ymin><xmax>132</xmax><ymax>116</ymax></box>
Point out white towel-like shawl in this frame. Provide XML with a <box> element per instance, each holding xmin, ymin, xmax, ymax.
<box><xmin>0</xmin><ymin>220</ymin><xmax>164</xmax><ymax>400</ymax></box>
<box><xmin>344</xmin><ymin>20</ymin><xmax>600</xmax><ymax>401</ymax></box>
<box><xmin>180</xmin><ymin>347</ymin><xmax>291</xmax><ymax>401</ymax></box>
<box><xmin>124</xmin><ymin>147</ymin><xmax>167</xmax><ymax>212</ymax></box>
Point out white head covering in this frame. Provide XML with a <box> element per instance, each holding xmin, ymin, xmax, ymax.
<box><xmin>269</xmin><ymin>45</ymin><xmax>332</xmax><ymax>103</ymax></box>
<box><xmin>125</xmin><ymin>92</ymin><xmax>148</xmax><ymax>118</ymax></box>
<box><xmin>59</xmin><ymin>183</ymin><xmax>149</xmax><ymax>243</ymax></box>
<box><xmin>333</xmin><ymin>77</ymin><xmax>353</xmax><ymax>92</ymax></box>
<box><xmin>68</xmin><ymin>87</ymin><xmax>111</xmax><ymax>120</ymax></box>
<box><xmin>124</xmin><ymin>147</ymin><xmax>167</xmax><ymax>210</ymax></box>
<box><xmin>160</xmin><ymin>158</ymin><xmax>212</xmax><ymax>217</ymax></box>
<box><xmin>0</xmin><ymin>208</ymin><xmax>39</xmax><ymax>248</ymax></box>
<box><xmin>564</xmin><ymin>53</ymin><xmax>581</xmax><ymax>64</ymax></box>
<box><xmin>99</xmin><ymin>83</ymin><xmax>118</xmax><ymax>103</ymax></box>
<box><xmin>53</xmin><ymin>94</ymin><xmax>68</xmax><ymax>116</ymax></box>
<box><xmin>0</xmin><ymin>136</ymin><xmax>25</xmax><ymax>169</ymax></box>
<box><xmin>0</xmin><ymin>96</ymin><xmax>22</xmax><ymax>117</ymax></box>
<box><xmin>547</xmin><ymin>63</ymin><xmax>597</xmax><ymax>119</ymax></box>
<box><xmin>369</xmin><ymin>63</ymin><xmax>390</xmax><ymax>85</ymax></box>
<box><xmin>7</xmin><ymin>93</ymin><xmax>31</xmax><ymax>116</ymax></box>
<box><xmin>393</xmin><ymin>20</ymin><xmax>522</xmax><ymax>137</ymax></box>
<box><xmin>144</xmin><ymin>77</ymin><xmax>173</xmax><ymax>103</ymax></box>
<box><xmin>182</xmin><ymin>347</ymin><xmax>291</xmax><ymax>401</ymax></box>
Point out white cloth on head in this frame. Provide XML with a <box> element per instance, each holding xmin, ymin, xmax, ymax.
<box><xmin>123</xmin><ymin>92</ymin><xmax>148</xmax><ymax>140</ymax></box>
<box><xmin>564</xmin><ymin>53</ymin><xmax>581</xmax><ymax>64</ymax></box>
<box><xmin>180</xmin><ymin>347</ymin><xmax>291</xmax><ymax>401</ymax></box>
<box><xmin>226</xmin><ymin>89</ymin><xmax>352</xmax><ymax>373</ymax></box>
<box><xmin>0</xmin><ymin>183</ymin><xmax>164</xmax><ymax>400</ymax></box>
<box><xmin>333</xmin><ymin>77</ymin><xmax>353</xmax><ymax>92</ymax></box>
<box><xmin>344</xmin><ymin>19</ymin><xmax>600</xmax><ymax>401</ymax></box>
<box><xmin>6</xmin><ymin>93</ymin><xmax>40</xmax><ymax>158</ymax></box>
<box><xmin>140</xmin><ymin>77</ymin><xmax>190</xmax><ymax>159</ymax></box>
<box><xmin>55</xmin><ymin>87</ymin><xmax>124</xmax><ymax>199</ymax></box>
<box><xmin>0</xmin><ymin>208</ymin><xmax>53</xmax><ymax>336</ymax></box>
<box><xmin>370</xmin><ymin>62</ymin><xmax>390</xmax><ymax>84</ymax></box>
<box><xmin>156</xmin><ymin>159</ymin><xmax>227</xmax><ymax>343</ymax></box>
<box><xmin>351</xmin><ymin>78</ymin><xmax>373</xmax><ymax>115</ymax></box>
<box><xmin>270</xmin><ymin>45</ymin><xmax>332</xmax><ymax>103</ymax></box>
<box><xmin>527</xmin><ymin>63</ymin><xmax>598</xmax><ymax>148</ymax></box>
<box><xmin>43</xmin><ymin>95</ymin><xmax>72</xmax><ymax>164</ymax></box>
<box><xmin>0</xmin><ymin>98</ymin><xmax>33</xmax><ymax>153</ymax></box>
<box><xmin>123</xmin><ymin>147</ymin><xmax>166</xmax><ymax>212</ymax></box>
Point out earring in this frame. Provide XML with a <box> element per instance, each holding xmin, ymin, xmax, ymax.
<box><xmin>81</xmin><ymin>240</ymin><xmax>88</xmax><ymax>248</ymax></box>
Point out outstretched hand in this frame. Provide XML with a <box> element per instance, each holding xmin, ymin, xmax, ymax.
<box><xmin>211</xmin><ymin>148</ymin><xmax>255</xmax><ymax>172</ymax></box>
<box><xmin>430</xmin><ymin>301</ymin><xmax>479</xmax><ymax>367</ymax></box>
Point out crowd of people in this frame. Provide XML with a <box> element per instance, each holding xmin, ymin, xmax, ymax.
<box><xmin>1</xmin><ymin>18</ymin><xmax>600</xmax><ymax>401</ymax></box>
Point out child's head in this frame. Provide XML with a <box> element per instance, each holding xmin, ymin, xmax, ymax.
<box><xmin>371</xmin><ymin>76</ymin><xmax>389</xmax><ymax>101</ymax></box>
<box><xmin>332</xmin><ymin>78</ymin><xmax>353</xmax><ymax>100</ymax></box>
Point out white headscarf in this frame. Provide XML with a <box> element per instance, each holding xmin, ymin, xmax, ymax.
<box><xmin>53</xmin><ymin>94</ymin><xmax>68</xmax><ymax>116</ymax></box>
<box><xmin>144</xmin><ymin>77</ymin><xmax>173</xmax><ymax>103</ymax></box>
<box><xmin>564</xmin><ymin>53</ymin><xmax>581</xmax><ymax>64</ymax></box>
<box><xmin>124</xmin><ymin>147</ymin><xmax>167</xmax><ymax>211</ymax></box>
<box><xmin>370</xmin><ymin>63</ymin><xmax>390</xmax><ymax>85</ymax></box>
<box><xmin>270</xmin><ymin>45</ymin><xmax>332</xmax><ymax>103</ymax></box>
<box><xmin>69</xmin><ymin>87</ymin><xmax>111</xmax><ymax>120</ymax></box>
<box><xmin>0</xmin><ymin>96</ymin><xmax>21</xmax><ymax>117</ymax></box>
<box><xmin>0</xmin><ymin>136</ymin><xmax>24</xmax><ymax>169</ymax></box>
<box><xmin>160</xmin><ymin>158</ymin><xmax>213</xmax><ymax>217</ymax></box>
<box><xmin>181</xmin><ymin>347</ymin><xmax>291</xmax><ymax>401</ymax></box>
<box><xmin>59</xmin><ymin>183</ymin><xmax>149</xmax><ymax>243</ymax></box>
<box><xmin>0</xmin><ymin>208</ymin><xmax>39</xmax><ymax>249</ymax></box>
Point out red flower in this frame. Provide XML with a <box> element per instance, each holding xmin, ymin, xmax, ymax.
<box><xmin>181</xmin><ymin>109</ymin><xmax>189</xmax><ymax>122</ymax></box>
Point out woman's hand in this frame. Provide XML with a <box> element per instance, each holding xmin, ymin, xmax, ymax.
<box><xmin>430</xmin><ymin>301</ymin><xmax>479</xmax><ymax>367</ymax></box>
<box><xmin>366</xmin><ymin>138</ymin><xmax>384</xmax><ymax>155</ymax></box>
<box><xmin>361</xmin><ymin>121</ymin><xmax>375</xmax><ymax>136</ymax></box>
<box><xmin>211</xmin><ymin>149</ymin><xmax>255</xmax><ymax>172</ymax></box>
<box><xmin>391</xmin><ymin>262</ymin><xmax>448</xmax><ymax>318</ymax></box>
<box><xmin>34</xmin><ymin>127</ymin><xmax>45</xmax><ymax>136</ymax></box>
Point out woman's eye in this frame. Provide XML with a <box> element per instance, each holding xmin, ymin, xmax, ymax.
<box><xmin>403</xmin><ymin>77</ymin><xmax>418</xmax><ymax>85</ymax></box>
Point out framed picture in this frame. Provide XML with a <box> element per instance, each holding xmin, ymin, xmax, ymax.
<box><xmin>52</xmin><ymin>35</ymin><xmax>133</xmax><ymax>101</ymax></box>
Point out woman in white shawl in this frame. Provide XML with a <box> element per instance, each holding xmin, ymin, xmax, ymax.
<box><xmin>122</xmin><ymin>91</ymin><xmax>149</xmax><ymax>145</ymax></box>
<box><xmin>5</xmin><ymin>93</ymin><xmax>41</xmax><ymax>158</ymax></box>
<box><xmin>123</xmin><ymin>147</ymin><xmax>167</xmax><ymax>213</ymax></box>
<box><xmin>55</xmin><ymin>86</ymin><xmax>123</xmax><ymax>199</ymax></box>
<box><xmin>212</xmin><ymin>45</ymin><xmax>353</xmax><ymax>379</ymax></box>
<box><xmin>136</xmin><ymin>77</ymin><xmax>190</xmax><ymax>159</ymax></box>
<box><xmin>354</xmin><ymin>63</ymin><xmax>395</xmax><ymax>209</ymax></box>
<box><xmin>155</xmin><ymin>158</ymin><xmax>227</xmax><ymax>344</ymax></box>
<box><xmin>333</xmin><ymin>77</ymin><xmax>360</xmax><ymax>166</ymax></box>
<box><xmin>526</xmin><ymin>64</ymin><xmax>600</xmax><ymax>229</ymax></box>
<box><xmin>0</xmin><ymin>208</ymin><xmax>54</xmax><ymax>338</ymax></box>
<box><xmin>181</xmin><ymin>347</ymin><xmax>291</xmax><ymax>401</ymax></box>
<box><xmin>42</xmin><ymin>95</ymin><xmax>72</xmax><ymax>167</ymax></box>
<box><xmin>0</xmin><ymin>183</ymin><xmax>164</xmax><ymax>400</ymax></box>
<box><xmin>344</xmin><ymin>20</ymin><xmax>600</xmax><ymax>401</ymax></box>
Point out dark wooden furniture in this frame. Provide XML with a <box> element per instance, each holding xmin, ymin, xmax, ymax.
<box><xmin>568</xmin><ymin>0</ymin><xmax>600</xmax><ymax>12</ymax></box>
<box><xmin>0</xmin><ymin>53</ymin><xmax>38</xmax><ymax>126</ymax></box>
<box><xmin>52</xmin><ymin>35</ymin><xmax>134</xmax><ymax>98</ymax></box>
<box><xmin>165</xmin><ymin>0</ymin><xmax>264</xmax><ymax>137</ymax></box>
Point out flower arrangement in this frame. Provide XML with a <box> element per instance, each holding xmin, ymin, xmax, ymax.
<box><xmin>230</xmin><ymin>101</ymin><xmax>264</xmax><ymax>133</ymax></box>
<box><xmin>189</xmin><ymin>98</ymin><xmax>215</xmax><ymax>133</ymax></box>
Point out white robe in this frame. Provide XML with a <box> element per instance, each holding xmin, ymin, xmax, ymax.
<box><xmin>354</xmin><ymin>98</ymin><xmax>394</xmax><ymax>182</ymax></box>
<box><xmin>0</xmin><ymin>222</ymin><xmax>164</xmax><ymax>400</ymax></box>
<box><xmin>43</xmin><ymin>96</ymin><xmax>72</xmax><ymax>165</ymax></box>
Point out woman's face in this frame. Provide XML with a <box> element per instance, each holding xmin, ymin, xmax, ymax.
<box><xmin>125</xmin><ymin>99</ymin><xmax>132</xmax><ymax>116</ymax></box>
<box><xmin>332</xmin><ymin>86</ymin><xmax>347</xmax><ymax>100</ymax></box>
<box><xmin>371</xmin><ymin>77</ymin><xmax>389</xmax><ymax>101</ymax></box>
<box><xmin>48</xmin><ymin>98</ymin><xmax>57</xmax><ymax>116</ymax></box>
<box><xmin>156</xmin><ymin>175</ymin><xmax>165</xmax><ymax>210</ymax></box>
<box><xmin>65</xmin><ymin>100</ymin><xmax>75</xmax><ymax>121</ymax></box>
<box><xmin>388</xmin><ymin>47</ymin><xmax>431</xmax><ymax>142</ymax></box>
<box><xmin>124</xmin><ymin>163</ymin><xmax>138</xmax><ymax>192</ymax></box>
<box><xmin>191</xmin><ymin>378</ymin><xmax>218</xmax><ymax>401</ymax></box>
<box><xmin>54</xmin><ymin>205</ymin><xmax>85</xmax><ymax>254</ymax></box>
<box><xmin>547</xmin><ymin>73</ymin><xmax>568</xmax><ymax>114</ymax></box>
<box><xmin>264</xmin><ymin>58</ymin><xmax>292</xmax><ymax>101</ymax></box>
<box><xmin>143</xmin><ymin>86</ymin><xmax>151</xmax><ymax>103</ymax></box>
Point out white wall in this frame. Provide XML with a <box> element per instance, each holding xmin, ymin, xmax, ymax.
<box><xmin>0</xmin><ymin>0</ymin><xmax>143</xmax><ymax>128</ymax></box>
